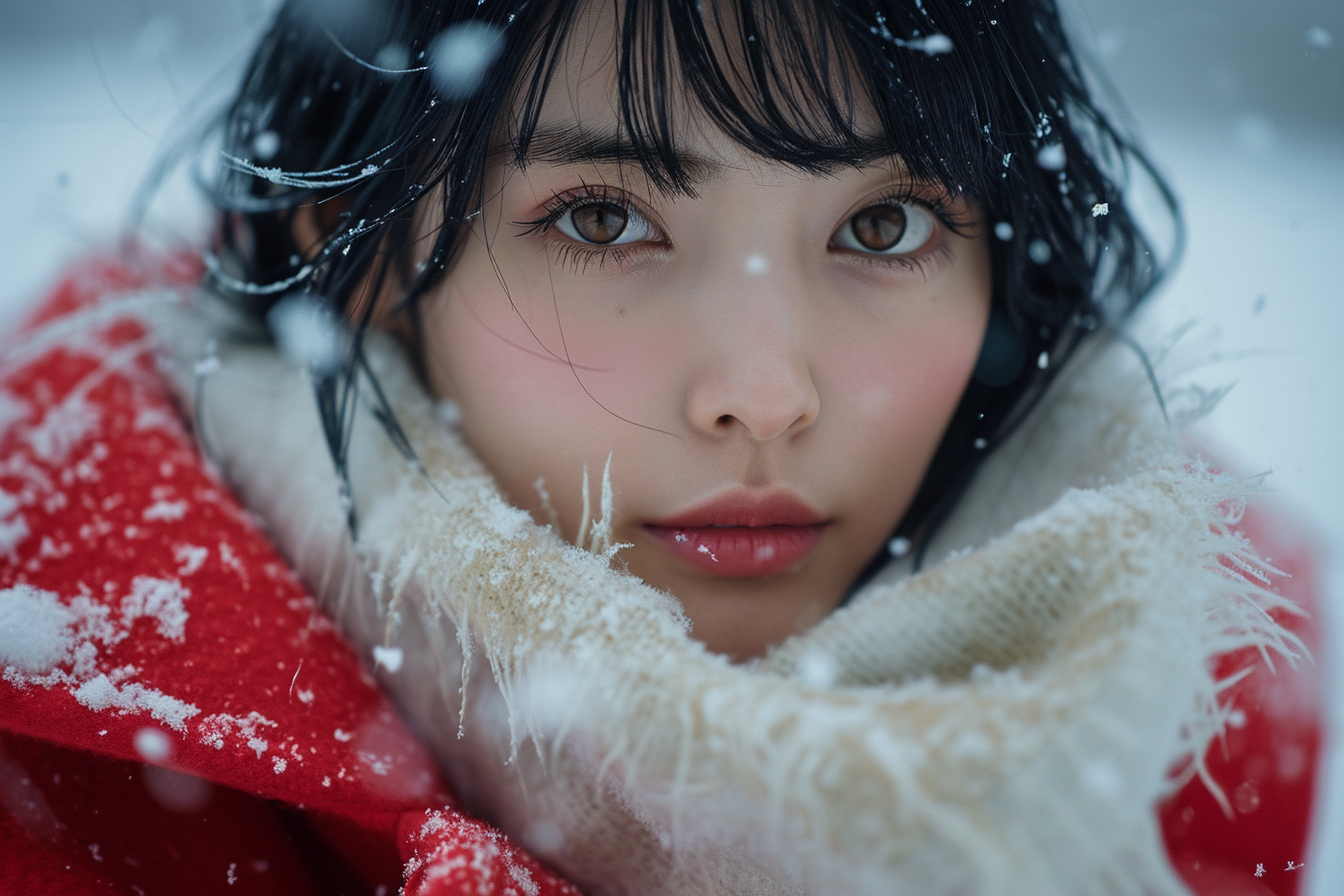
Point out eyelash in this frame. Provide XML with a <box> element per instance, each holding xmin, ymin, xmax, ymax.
<box><xmin>515</xmin><ymin>184</ymin><xmax>665</xmax><ymax>274</ymax></box>
<box><xmin>834</xmin><ymin>186</ymin><xmax>973</xmax><ymax>277</ymax></box>
<box><xmin>513</xmin><ymin>183</ymin><xmax>974</xmax><ymax>276</ymax></box>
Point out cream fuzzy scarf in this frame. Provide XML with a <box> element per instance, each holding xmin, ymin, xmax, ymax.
<box><xmin>159</xmin><ymin>297</ymin><xmax>1298</xmax><ymax>896</ymax></box>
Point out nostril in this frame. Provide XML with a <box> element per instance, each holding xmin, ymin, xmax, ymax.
<box><xmin>716</xmin><ymin>414</ymin><xmax>733</xmax><ymax>426</ymax></box>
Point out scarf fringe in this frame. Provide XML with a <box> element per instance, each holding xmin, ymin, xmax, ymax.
<box><xmin>141</xmin><ymin>296</ymin><xmax>1302</xmax><ymax>896</ymax></box>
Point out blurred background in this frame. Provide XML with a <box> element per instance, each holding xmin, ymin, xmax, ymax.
<box><xmin>1</xmin><ymin>0</ymin><xmax>1340</xmax><ymax>891</ymax></box>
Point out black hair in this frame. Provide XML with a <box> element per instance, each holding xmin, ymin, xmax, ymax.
<box><xmin>196</xmin><ymin>0</ymin><xmax>1178</xmax><ymax>558</ymax></box>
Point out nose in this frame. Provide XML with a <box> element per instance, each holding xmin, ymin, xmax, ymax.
<box><xmin>684</xmin><ymin>269</ymin><xmax>821</xmax><ymax>442</ymax></box>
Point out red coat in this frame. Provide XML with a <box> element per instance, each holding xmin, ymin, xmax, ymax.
<box><xmin>0</xmin><ymin>254</ymin><xmax>1322</xmax><ymax>895</ymax></box>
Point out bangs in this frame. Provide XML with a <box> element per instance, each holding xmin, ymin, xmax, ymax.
<box><xmin>507</xmin><ymin>0</ymin><xmax>1005</xmax><ymax>198</ymax></box>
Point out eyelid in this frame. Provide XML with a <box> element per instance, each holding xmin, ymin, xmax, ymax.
<box><xmin>846</xmin><ymin>183</ymin><xmax>974</xmax><ymax>234</ymax></box>
<box><xmin>516</xmin><ymin>184</ymin><xmax>668</xmax><ymax>246</ymax></box>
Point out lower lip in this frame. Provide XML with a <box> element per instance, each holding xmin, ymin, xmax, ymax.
<box><xmin>643</xmin><ymin>524</ymin><xmax>827</xmax><ymax>577</ymax></box>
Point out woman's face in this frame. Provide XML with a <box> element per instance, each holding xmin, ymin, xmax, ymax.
<box><xmin>417</xmin><ymin>11</ymin><xmax>992</xmax><ymax>661</ymax></box>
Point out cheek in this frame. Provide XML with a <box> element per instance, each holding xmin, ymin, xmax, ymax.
<box><xmin>420</xmin><ymin>268</ymin><xmax>660</xmax><ymax>532</ymax></box>
<box><xmin>833</xmin><ymin>284</ymin><xmax>990</xmax><ymax>504</ymax></box>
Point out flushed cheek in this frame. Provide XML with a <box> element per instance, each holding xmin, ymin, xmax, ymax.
<box><xmin>430</xmin><ymin>291</ymin><xmax>666</xmax><ymax>539</ymax></box>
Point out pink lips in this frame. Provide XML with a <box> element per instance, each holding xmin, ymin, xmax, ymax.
<box><xmin>644</xmin><ymin>490</ymin><xmax>829</xmax><ymax>578</ymax></box>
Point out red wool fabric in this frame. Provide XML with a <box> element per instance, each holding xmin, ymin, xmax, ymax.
<box><xmin>0</xmin><ymin>254</ymin><xmax>1322</xmax><ymax>894</ymax></box>
<box><xmin>1</xmin><ymin>254</ymin><xmax>579</xmax><ymax>896</ymax></box>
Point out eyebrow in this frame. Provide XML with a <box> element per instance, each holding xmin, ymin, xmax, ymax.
<box><xmin>506</xmin><ymin>123</ymin><xmax>913</xmax><ymax>190</ymax></box>
<box><xmin>506</xmin><ymin>124</ymin><xmax>724</xmax><ymax>190</ymax></box>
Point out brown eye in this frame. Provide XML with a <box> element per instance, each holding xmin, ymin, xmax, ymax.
<box><xmin>850</xmin><ymin>206</ymin><xmax>907</xmax><ymax>251</ymax></box>
<box><xmin>568</xmin><ymin>203</ymin><xmax>629</xmax><ymax>244</ymax></box>
<box><xmin>831</xmin><ymin>201</ymin><xmax>935</xmax><ymax>256</ymax></box>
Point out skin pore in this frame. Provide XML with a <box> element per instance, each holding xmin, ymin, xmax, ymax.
<box><xmin>413</xmin><ymin>5</ymin><xmax>993</xmax><ymax>662</ymax></box>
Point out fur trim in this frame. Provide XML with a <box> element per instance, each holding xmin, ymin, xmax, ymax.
<box><xmin>154</xmin><ymin>295</ymin><xmax>1300</xmax><ymax>896</ymax></box>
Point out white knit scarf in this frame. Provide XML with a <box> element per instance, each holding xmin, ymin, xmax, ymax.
<box><xmin>158</xmin><ymin>297</ymin><xmax>1299</xmax><ymax>896</ymax></box>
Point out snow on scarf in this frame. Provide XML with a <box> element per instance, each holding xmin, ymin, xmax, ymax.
<box><xmin>158</xmin><ymin>272</ymin><xmax>1316</xmax><ymax>895</ymax></box>
<box><xmin>0</xmin><ymin>255</ymin><xmax>582</xmax><ymax>896</ymax></box>
<box><xmin>1</xmin><ymin>254</ymin><xmax>1321</xmax><ymax>896</ymax></box>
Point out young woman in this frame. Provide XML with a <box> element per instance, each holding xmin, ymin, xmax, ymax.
<box><xmin>0</xmin><ymin>0</ymin><xmax>1322</xmax><ymax>894</ymax></box>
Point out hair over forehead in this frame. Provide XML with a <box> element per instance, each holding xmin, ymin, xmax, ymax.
<box><xmin>510</xmin><ymin>0</ymin><xmax>1045</xmax><ymax>200</ymax></box>
<box><xmin>199</xmin><ymin>0</ymin><xmax>1177</xmax><ymax>552</ymax></box>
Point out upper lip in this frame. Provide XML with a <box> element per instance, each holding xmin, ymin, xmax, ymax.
<box><xmin>645</xmin><ymin>489</ymin><xmax>828</xmax><ymax>529</ymax></box>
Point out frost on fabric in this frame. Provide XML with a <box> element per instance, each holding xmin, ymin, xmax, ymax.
<box><xmin>24</xmin><ymin>395</ymin><xmax>100</xmax><ymax>465</ymax></box>
<box><xmin>405</xmin><ymin>809</ymin><xmax>575</xmax><ymax>896</ymax></box>
<box><xmin>0</xmin><ymin>487</ymin><xmax>29</xmax><ymax>560</ymax></box>
<box><xmin>174</xmin><ymin>544</ymin><xmax>208</xmax><ymax>576</ymax></box>
<box><xmin>120</xmin><ymin>576</ymin><xmax>191</xmax><ymax>642</ymax></box>
<box><xmin>0</xmin><ymin>580</ymin><xmax>201</xmax><ymax>731</ymax></box>
<box><xmin>73</xmin><ymin>675</ymin><xmax>199</xmax><ymax>732</ymax></box>
<box><xmin>0</xmin><ymin>583</ymin><xmax>77</xmax><ymax>673</ymax></box>
<box><xmin>143</xmin><ymin>498</ymin><xmax>188</xmax><ymax>521</ymax></box>
<box><xmin>199</xmin><ymin>710</ymin><xmax>278</xmax><ymax>757</ymax></box>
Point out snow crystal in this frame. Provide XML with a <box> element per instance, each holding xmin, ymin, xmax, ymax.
<box><xmin>272</xmin><ymin>757</ymin><xmax>288</xmax><ymax>774</ymax></box>
<box><xmin>1035</xmin><ymin>143</ymin><xmax>1066</xmax><ymax>171</ymax></box>
<box><xmin>907</xmin><ymin>33</ymin><xmax>953</xmax><ymax>55</ymax></box>
<box><xmin>143</xmin><ymin>499</ymin><xmax>188</xmax><ymax>522</ymax></box>
<box><xmin>174</xmin><ymin>544</ymin><xmax>208</xmax><ymax>576</ymax></box>
<box><xmin>796</xmin><ymin>649</ymin><xmax>839</xmax><ymax>688</ymax></box>
<box><xmin>886</xmin><ymin>536</ymin><xmax>912</xmax><ymax>558</ymax></box>
<box><xmin>1027</xmin><ymin>239</ymin><xmax>1052</xmax><ymax>264</ymax></box>
<box><xmin>120</xmin><ymin>577</ymin><xmax>190</xmax><ymax>642</ymax></box>
<box><xmin>252</xmin><ymin>130</ymin><xmax>281</xmax><ymax>160</ymax></box>
<box><xmin>743</xmin><ymin>254</ymin><xmax>769</xmax><ymax>275</ymax></box>
<box><xmin>227</xmin><ymin>862</ymin><xmax>237</xmax><ymax>885</ymax></box>
<box><xmin>134</xmin><ymin>726</ymin><xmax>173</xmax><ymax>762</ymax></box>
<box><xmin>1306</xmin><ymin>26</ymin><xmax>1333</xmax><ymax>49</ymax></box>
<box><xmin>435</xmin><ymin>399</ymin><xmax>461</xmax><ymax>426</ymax></box>
<box><xmin>973</xmin><ymin>437</ymin><xmax>987</xmax><ymax>450</ymax></box>
<box><xmin>0</xmin><ymin>389</ymin><xmax>29</xmax><ymax>437</ymax></box>
<box><xmin>1090</xmin><ymin>202</ymin><xmax>1110</xmax><ymax>217</ymax></box>
<box><xmin>74</xmin><ymin>675</ymin><xmax>200</xmax><ymax>731</ymax></box>
<box><xmin>508</xmin><ymin>861</ymin><xmax>540</xmax><ymax>896</ymax></box>
<box><xmin>373</xmin><ymin>645</ymin><xmax>404</xmax><ymax>673</ymax></box>
<box><xmin>1233</xmin><ymin>780</ymin><xmax>1261</xmax><ymax>814</ymax></box>
<box><xmin>25</xmin><ymin>396</ymin><xmax>99</xmax><ymax>464</ymax></box>
<box><xmin>0</xmin><ymin>510</ymin><xmax>29</xmax><ymax>560</ymax></box>
<box><xmin>1080</xmin><ymin>758</ymin><xmax>1123</xmax><ymax>797</ymax></box>
<box><xmin>358</xmin><ymin>751</ymin><xmax>392</xmax><ymax>776</ymax></box>
<box><xmin>428</xmin><ymin>22</ymin><xmax>505</xmax><ymax>99</ymax></box>
<box><xmin>267</xmin><ymin>293</ymin><xmax>349</xmax><ymax>374</ymax></box>
<box><xmin>993</xmin><ymin>221</ymin><xmax>1013</xmax><ymax>241</ymax></box>
<box><xmin>0</xmin><ymin>584</ymin><xmax>76</xmax><ymax>673</ymax></box>
<box><xmin>334</xmin><ymin>728</ymin><xmax>354</xmax><ymax>742</ymax></box>
<box><xmin>198</xmin><ymin>711</ymin><xmax>276</xmax><ymax>755</ymax></box>
<box><xmin>1037</xmin><ymin>351</ymin><xmax>1049</xmax><ymax>370</ymax></box>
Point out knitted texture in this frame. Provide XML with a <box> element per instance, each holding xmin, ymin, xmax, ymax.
<box><xmin>160</xmin><ymin>290</ymin><xmax>1305</xmax><ymax>896</ymax></box>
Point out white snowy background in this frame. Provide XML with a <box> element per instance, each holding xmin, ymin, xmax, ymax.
<box><xmin>0</xmin><ymin>1</ymin><xmax>1340</xmax><ymax>891</ymax></box>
